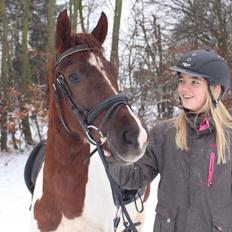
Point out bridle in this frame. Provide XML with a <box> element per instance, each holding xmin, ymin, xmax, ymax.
<box><xmin>53</xmin><ymin>45</ymin><xmax>142</xmax><ymax>231</ymax></box>
<box><xmin>53</xmin><ymin>45</ymin><xmax>128</xmax><ymax>145</ymax></box>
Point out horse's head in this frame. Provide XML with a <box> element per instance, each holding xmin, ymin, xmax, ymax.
<box><xmin>50</xmin><ymin>9</ymin><xmax>147</xmax><ymax>164</ymax></box>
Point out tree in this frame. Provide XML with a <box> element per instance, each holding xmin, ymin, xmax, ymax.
<box><xmin>0</xmin><ymin>0</ymin><xmax>9</xmax><ymax>151</ymax></box>
<box><xmin>118</xmin><ymin>0</ymin><xmax>177</xmax><ymax>124</ymax></box>
<box><xmin>47</xmin><ymin>0</ymin><xmax>56</xmax><ymax>60</ymax></box>
<box><xmin>70</xmin><ymin>0</ymin><xmax>78</xmax><ymax>32</ymax></box>
<box><xmin>69</xmin><ymin>0</ymin><xmax>85</xmax><ymax>32</ymax></box>
<box><xmin>20</xmin><ymin>0</ymin><xmax>33</xmax><ymax>144</ymax></box>
<box><xmin>110</xmin><ymin>0</ymin><xmax>122</xmax><ymax>69</ymax></box>
<box><xmin>29</xmin><ymin>1</ymin><xmax>48</xmax><ymax>85</ymax></box>
<box><xmin>78</xmin><ymin>0</ymin><xmax>85</xmax><ymax>32</ymax></box>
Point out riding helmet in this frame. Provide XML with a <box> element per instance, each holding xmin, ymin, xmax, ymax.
<box><xmin>170</xmin><ymin>49</ymin><xmax>231</xmax><ymax>98</ymax></box>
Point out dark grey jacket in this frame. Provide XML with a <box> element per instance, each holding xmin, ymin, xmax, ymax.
<box><xmin>108</xmin><ymin>117</ymin><xmax>232</xmax><ymax>232</ymax></box>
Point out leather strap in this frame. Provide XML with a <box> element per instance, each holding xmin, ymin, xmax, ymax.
<box><xmin>55</xmin><ymin>45</ymin><xmax>95</xmax><ymax>66</ymax></box>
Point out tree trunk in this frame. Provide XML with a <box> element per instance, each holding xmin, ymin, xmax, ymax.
<box><xmin>213</xmin><ymin>0</ymin><xmax>227</xmax><ymax>57</ymax></box>
<box><xmin>71</xmin><ymin>0</ymin><xmax>79</xmax><ymax>32</ymax></box>
<box><xmin>153</xmin><ymin>15</ymin><xmax>163</xmax><ymax>75</ymax></box>
<box><xmin>0</xmin><ymin>0</ymin><xmax>8</xmax><ymax>151</ymax></box>
<box><xmin>78</xmin><ymin>0</ymin><xmax>85</xmax><ymax>32</ymax></box>
<box><xmin>21</xmin><ymin>0</ymin><xmax>33</xmax><ymax>144</ymax></box>
<box><xmin>110</xmin><ymin>0</ymin><xmax>122</xmax><ymax>69</ymax></box>
<box><xmin>47</xmin><ymin>0</ymin><xmax>56</xmax><ymax>59</ymax></box>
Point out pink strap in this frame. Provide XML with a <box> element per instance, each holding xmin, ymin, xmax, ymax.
<box><xmin>207</xmin><ymin>152</ymin><xmax>215</xmax><ymax>187</ymax></box>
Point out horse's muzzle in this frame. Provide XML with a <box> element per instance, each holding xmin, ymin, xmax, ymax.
<box><xmin>108</xmin><ymin>125</ymin><xmax>147</xmax><ymax>163</ymax></box>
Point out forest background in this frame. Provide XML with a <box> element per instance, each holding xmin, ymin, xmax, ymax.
<box><xmin>1</xmin><ymin>0</ymin><xmax>232</xmax><ymax>151</ymax></box>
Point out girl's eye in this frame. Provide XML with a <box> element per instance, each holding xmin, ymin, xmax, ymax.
<box><xmin>178</xmin><ymin>78</ymin><xmax>184</xmax><ymax>84</ymax></box>
<box><xmin>192</xmin><ymin>80</ymin><xmax>199</xmax><ymax>85</ymax></box>
<box><xmin>68</xmin><ymin>72</ymin><xmax>81</xmax><ymax>82</ymax></box>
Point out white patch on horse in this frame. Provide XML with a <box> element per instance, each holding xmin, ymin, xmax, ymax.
<box><xmin>54</xmin><ymin>215</ymin><xmax>105</xmax><ymax>232</ymax></box>
<box><xmin>88</xmin><ymin>53</ymin><xmax>147</xmax><ymax>152</ymax></box>
<box><xmin>88</xmin><ymin>54</ymin><xmax>117</xmax><ymax>94</ymax></box>
<box><xmin>30</xmin><ymin>150</ymin><xmax>146</xmax><ymax>232</ymax></box>
<box><xmin>31</xmin><ymin>162</ymin><xmax>44</xmax><ymax>231</ymax></box>
<box><xmin>81</xmin><ymin>144</ymin><xmax>116</xmax><ymax>231</ymax></box>
<box><xmin>53</xmin><ymin>144</ymin><xmax>116</xmax><ymax>232</ymax></box>
<box><xmin>126</xmin><ymin>106</ymin><xmax>147</xmax><ymax>150</ymax></box>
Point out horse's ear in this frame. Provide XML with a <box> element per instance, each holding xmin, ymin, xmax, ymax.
<box><xmin>91</xmin><ymin>12</ymin><xmax>108</xmax><ymax>45</ymax></box>
<box><xmin>56</xmin><ymin>9</ymin><xmax>71</xmax><ymax>53</ymax></box>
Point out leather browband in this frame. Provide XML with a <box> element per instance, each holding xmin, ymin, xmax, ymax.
<box><xmin>55</xmin><ymin>45</ymin><xmax>95</xmax><ymax>66</ymax></box>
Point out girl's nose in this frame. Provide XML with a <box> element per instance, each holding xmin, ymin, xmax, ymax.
<box><xmin>180</xmin><ymin>81</ymin><xmax>191</xmax><ymax>90</ymax></box>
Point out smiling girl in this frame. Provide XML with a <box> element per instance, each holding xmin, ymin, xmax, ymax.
<box><xmin>108</xmin><ymin>49</ymin><xmax>232</xmax><ymax>232</ymax></box>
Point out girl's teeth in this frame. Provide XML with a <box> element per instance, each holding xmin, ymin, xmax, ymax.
<box><xmin>184</xmin><ymin>95</ymin><xmax>192</xmax><ymax>98</ymax></box>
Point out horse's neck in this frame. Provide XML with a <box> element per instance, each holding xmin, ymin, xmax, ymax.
<box><xmin>34</xmin><ymin>127</ymin><xmax>91</xmax><ymax>225</ymax></box>
<box><xmin>46</xmin><ymin>105</ymin><xmax>89</xmax><ymax>161</ymax></box>
<box><xmin>44</xmin><ymin>110</ymin><xmax>90</xmax><ymax>187</ymax></box>
<box><xmin>43</xmin><ymin>127</ymin><xmax>89</xmax><ymax>197</ymax></box>
<box><xmin>46</xmin><ymin>121</ymin><xmax>89</xmax><ymax>164</ymax></box>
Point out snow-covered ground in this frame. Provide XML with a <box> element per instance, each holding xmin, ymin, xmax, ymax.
<box><xmin>0</xmin><ymin>149</ymin><xmax>159</xmax><ymax>232</ymax></box>
<box><xmin>0</xmin><ymin>151</ymin><xmax>31</xmax><ymax>232</ymax></box>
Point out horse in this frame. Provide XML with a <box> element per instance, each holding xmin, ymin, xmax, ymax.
<box><xmin>29</xmin><ymin>9</ymin><xmax>148</xmax><ymax>232</ymax></box>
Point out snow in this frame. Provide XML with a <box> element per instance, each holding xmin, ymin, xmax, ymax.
<box><xmin>0</xmin><ymin>150</ymin><xmax>159</xmax><ymax>232</ymax></box>
<box><xmin>0</xmin><ymin>151</ymin><xmax>31</xmax><ymax>232</ymax></box>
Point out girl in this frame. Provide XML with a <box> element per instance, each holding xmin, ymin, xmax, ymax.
<box><xmin>108</xmin><ymin>49</ymin><xmax>232</xmax><ymax>232</ymax></box>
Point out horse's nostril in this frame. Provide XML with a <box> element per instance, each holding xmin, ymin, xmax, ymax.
<box><xmin>122</xmin><ymin>130</ymin><xmax>137</xmax><ymax>146</ymax></box>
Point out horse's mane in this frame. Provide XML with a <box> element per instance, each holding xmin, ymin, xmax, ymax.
<box><xmin>72</xmin><ymin>33</ymin><xmax>102</xmax><ymax>51</ymax></box>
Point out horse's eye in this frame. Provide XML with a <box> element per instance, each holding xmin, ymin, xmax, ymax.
<box><xmin>68</xmin><ymin>72</ymin><xmax>81</xmax><ymax>82</ymax></box>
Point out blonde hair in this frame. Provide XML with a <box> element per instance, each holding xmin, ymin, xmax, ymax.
<box><xmin>175</xmin><ymin>87</ymin><xmax>232</xmax><ymax>164</ymax></box>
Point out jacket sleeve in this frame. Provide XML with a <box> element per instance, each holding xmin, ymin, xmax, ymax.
<box><xmin>107</xmin><ymin>127</ymin><xmax>160</xmax><ymax>190</ymax></box>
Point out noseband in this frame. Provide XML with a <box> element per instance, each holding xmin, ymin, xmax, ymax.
<box><xmin>53</xmin><ymin>45</ymin><xmax>128</xmax><ymax>145</ymax></box>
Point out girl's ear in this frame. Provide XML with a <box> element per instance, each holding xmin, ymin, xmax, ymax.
<box><xmin>56</xmin><ymin>9</ymin><xmax>71</xmax><ymax>54</ymax></box>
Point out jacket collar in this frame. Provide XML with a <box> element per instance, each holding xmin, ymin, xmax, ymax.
<box><xmin>185</xmin><ymin>111</ymin><xmax>215</xmax><ymax>137</ymax></box>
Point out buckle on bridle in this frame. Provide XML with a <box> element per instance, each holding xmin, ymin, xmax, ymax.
<box><xmin>86</xmin><ymin>125</ymin><xmax>107</xmax><ymax>145</ymax></box>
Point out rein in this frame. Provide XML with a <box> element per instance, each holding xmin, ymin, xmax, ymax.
<box><xmin>53</xmin><ymin>45</ymin><xmax>141</xmax><ymax>231</ymax></box>
<box><xmin>96</xmin><ymin>143</ymin><xmax>140</xmax><ymax>231</ymax></box>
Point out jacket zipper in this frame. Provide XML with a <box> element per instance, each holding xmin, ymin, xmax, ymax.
<box><xmin>207</xmin><ymin>152</ymin><xmax>215</xmax><ymax>187</ymax></box>
<box><xmin>214</xmin><ymin>225</ymin><xmax>223</xmax><ymax>231</ymax></box>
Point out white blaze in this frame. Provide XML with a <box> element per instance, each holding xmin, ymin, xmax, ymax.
<box><xmin>88</xmin><ymin>53</ymin><xmax>147</xmax><ymax>149</ymax></box>
<box><xmin>127</xmin><ymin>106</ymin><xmax>148</xmax><ymax>149</ymax></box>
<box><xmin>88</xmin><ymin>54</ymin><xmax>117</xmax><ymax>94</ymax></box>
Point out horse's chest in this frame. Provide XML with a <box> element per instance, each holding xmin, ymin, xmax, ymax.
<box><xmin>55</xmin><ymin>152</ymin><xmax>115</xmax><ymax>232</ymax></box>
<box><xmin>32</xmin><ymin>150</ymin><xmax>115</xmax><ymax>232</ymax></box>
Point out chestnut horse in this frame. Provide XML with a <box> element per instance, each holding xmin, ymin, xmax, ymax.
<box><xmin>31</xmin><ymin>9</ymin><xmax>148</xmax><ymax>232</ymax></box>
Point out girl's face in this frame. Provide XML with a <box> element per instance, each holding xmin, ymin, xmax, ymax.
<box><xmin>178</xmin><ymin>74</ymin><xmax>208</xmax><ymax>112</ymax></box>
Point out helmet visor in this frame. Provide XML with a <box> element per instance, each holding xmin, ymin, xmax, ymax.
<box><xmin>170</xmin><ymin>65</ymin><xmax>205</xmax><ymax>78</ymax></box>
